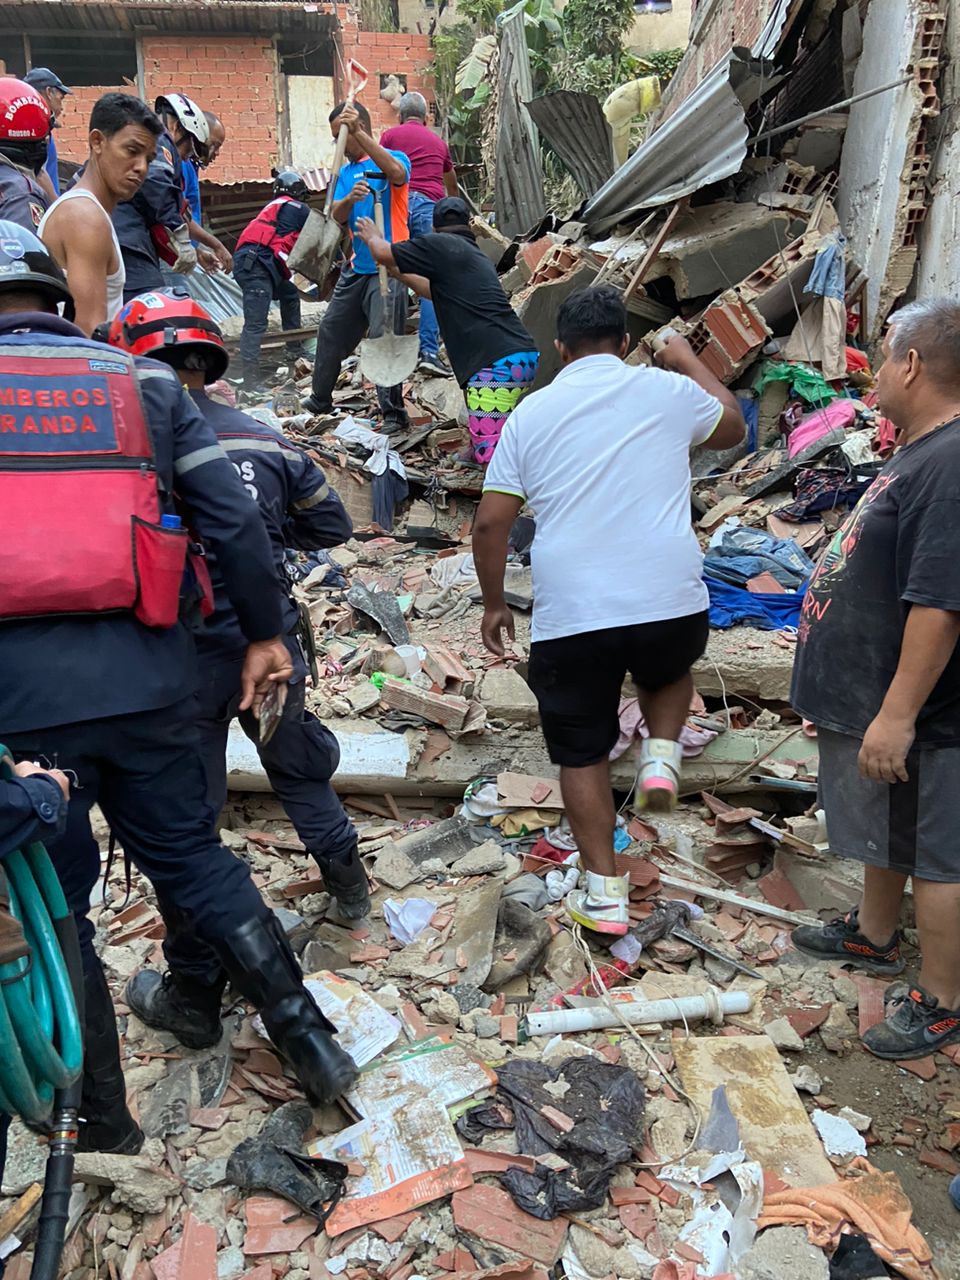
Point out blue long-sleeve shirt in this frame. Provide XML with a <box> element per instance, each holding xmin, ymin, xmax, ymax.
<box><xmin>0</xmin><ymin>773</ymin><xmax>67</xmax><ymax>858</ymax></box>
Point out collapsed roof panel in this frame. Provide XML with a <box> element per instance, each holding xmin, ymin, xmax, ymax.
<box><xmin>581</xmin><ymin>50</ymin><xmax>786</xmax><ymax>234</ymax></box>
<box><xmin>524</xmin><ymin>90</ymin><xmax>615</xmax><ymax>198</ymax></box>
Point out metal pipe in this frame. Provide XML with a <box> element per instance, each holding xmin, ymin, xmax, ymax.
<box><xmin>749</xmin><ymin>74</ymin><xmax>914</xmax><ymax>147</ymax></box>
<box><xmin>524</xmin><ymin>989</ymin><xmax>752</xmax><ymax>1036</ymax></box>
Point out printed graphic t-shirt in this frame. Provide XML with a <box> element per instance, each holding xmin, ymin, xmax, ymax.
<box><xmin>791</xmin><ymin>419</ymin><xmax>960</xmax><ymax>744</ymax></box>
<box><xmin>335</xmin><ymin>152</ymin><xmax>411</xmax><ymax>275</ymax></box>
<box><xmin>483</xmin><ymin>354</ymin><xmax>722</xmax><ymax>643</ymax></box>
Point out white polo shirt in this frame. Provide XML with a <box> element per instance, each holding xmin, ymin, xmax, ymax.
<box><xmin>483</xmin><ymin>354</ymin><xmax>722</xmax><ymax>643</ymax></box>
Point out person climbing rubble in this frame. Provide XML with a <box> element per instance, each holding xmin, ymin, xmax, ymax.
<box><xmin>355</xmin><ymin>195</ymin><xmax>539</xmax><ymax>465</ymax></box>
<box><xmin>473</xmin><ymin>286</ymin><xmax>745</xmax><ymax>935</ymax></box>
<box><xmin>791</xmin><ymin>297</ymin><xmax>960</xmax><ymax>1061</ymax></box>
<box><xmin>0</xmin><ymin>227</ymin><xmax>358</xmax><ymax>1154</ymax></box>
<box><xmin>106</xmin><ymin>290</ymin><xmax>371</xmax><ymax>1052</ymax></box>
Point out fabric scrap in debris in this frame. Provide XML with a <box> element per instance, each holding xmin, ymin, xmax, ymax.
<box><xmin>758</xmin><ymin>1159</ymin><xmax>936</xmax><ymax>1280</ymax></box>
<box><xmin>705</xmin><ymin>574</ymin><xmax>805</xmax><ymax>631</ymax></box>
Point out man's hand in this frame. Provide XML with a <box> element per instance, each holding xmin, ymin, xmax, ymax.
<box><xmin>355</xmin><ymin>215</ymin><xmax>377</xmax><ymax>242</ymax></box>
<box><xmin>481</xmin><ymin>605</ymin><xmax>515</xmax><ymax>657</ymax></box>
<box><xmin>348</xmin><ymin>180</ymin><xmax>372</xmax><ymax>205</ymax></box>
<box><xmin>13</xmin><ymin>760</ymin><xmax>70</xmax><ymax>800</ymax></box>
<box><xmin>654</xmin><ymin>332</ymin><xmax>698</xmax><ymax>373</ymax></box>
<box><xmin>338</xmin><ymin>105</ymin><xmax>363</xmax><ymax>135</ymax></box>
<box><xmin>239</xmin><ymin>637</ymin><xmax>294</xmax><ymax>716</ymax></box>
<box><xmin>215</xmin><ymin>243</ymin><xmax>233</xmax><ymax>272</ymax></box>
<box><xmin>858</xmin><ymin>711</ymin><xmax>915</xmax><ymax>784</ymax></box>
<box><xmin>197</xmin><ymin>246</ymin><xmax>221</xmax><ymax>273</ymax></box>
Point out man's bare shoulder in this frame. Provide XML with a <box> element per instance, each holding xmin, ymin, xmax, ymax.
<box><xmin>44</xmin><ymin>196</ymin><xmax>112</xmax><ymax>256</ymax></box>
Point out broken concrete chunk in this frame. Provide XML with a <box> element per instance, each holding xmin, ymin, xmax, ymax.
<box><xmin>478</xmin><ymin>666</ymin><xmax>540</xmax><ymax>726</ymax></box>
<box><xmin>387</xmin><ymin>816</ymin><xmax>475</xmax><ymax>868</ymax></box>
<box><xmin>764</xmin><ymin>1017</ymin><xmax>805</xmax><ymax>1052</ymax></box>
<box><xmin>72</xmin><ymin>1153</ymin><xmax>181</xmax><ymax>1214</ymax></box>
<box><xmin>812</xmin><ymin>1108</ymin><xmax>868</xmax><ymax>1161</ymax></box>
<box><xmin>371</xmin><ymin>844</ymin><xmax>421</xmax><ymax>890</ymax></box>
<box><xmin>449</xmin><ymin>839</ymin><xmax>507</xmax><ymax>877</ymax></box>
<box><xmin>739</xmin><ymin>1226</ymin><xmax>829</xmax><ymax>1280</ymax></box>
<box><xmin>790</xmin><ymin>1065</ymin><xmax>823</xmax><ymax>1095</ymax></box>
<box><xmin>837</xmin><ymin>1106</ymin><xmax>872</xmax><ymax>1133</ymax></box>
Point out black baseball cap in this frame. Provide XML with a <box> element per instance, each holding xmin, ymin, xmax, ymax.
<box><xmin>432</xmin><ymin>196</ymin><xmax>470</xmax><ymax>230</ymax></box>
<box><xmin>24</xmin><ymin>68</ymin><xmax>72</xmax><ymax>95</ymax></box>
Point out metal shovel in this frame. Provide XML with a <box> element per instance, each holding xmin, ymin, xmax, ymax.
<box><xmin>286</xmin><ymin>59</ymin><xmax>368</xmax><ymax>285</ymax></box>
<box><xmin>359</xmin><ymin>187</ymin><xmax>419</xmax><ymax>388</ymax></box>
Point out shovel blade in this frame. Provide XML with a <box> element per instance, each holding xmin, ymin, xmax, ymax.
<box><xmin>286</xmin><ymin>211</ymin><xmax>343</xmax><ymax>284</ymax></box>
<box><xmin>359</xmin><ymin>333</ymin><xmax>420</xmax><ymax>387</ymax></box>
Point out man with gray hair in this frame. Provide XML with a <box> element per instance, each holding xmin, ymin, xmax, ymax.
<box><xmin>791</xmin><ymin>297</ymin><xmax>960</xmax><ymax>1060</ymax></box>
<box><xmin>381</xmin><ymin>90</ymin><xmax>458</xmax><ymax>378</ymax></box>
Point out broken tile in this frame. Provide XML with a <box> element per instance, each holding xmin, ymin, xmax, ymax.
<box><xmin>451</xmin><ymin>1184</ymin><xmax>567</xmax><ymax>1265</ymax></box>
<box><xmin>897</xmin><ymin>1056</ymin><xmax>938</xmax><ymax>1081</ymax></box>
<box><xmin>242</xmin><ymin>1197</ymin><xmax>316</xmax><ymax>1255</ymax></box>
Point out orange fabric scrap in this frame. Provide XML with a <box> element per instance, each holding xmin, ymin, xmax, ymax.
<box><xmin>758</xmin><ymin>1158</ymin><xmax>942</xmax><ymax>1280</ymax></box>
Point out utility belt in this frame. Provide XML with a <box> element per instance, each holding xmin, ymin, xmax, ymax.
<box><xmin>0</xmin><ymin>343</ymin><xmax>211</xmax><ymax>628</ymax></box>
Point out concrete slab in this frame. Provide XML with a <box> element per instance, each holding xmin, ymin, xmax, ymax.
<box><xmin>673</xmin><ymin>1035</ymin><xmax>835</xmax><ymax>1188</ymax></box>
<box><xmin>478</xmin><ymin>667</ymin><xmax>540</xmax><ymax>726</ymax></box>
<box><xmin>693</xmin><ymin>628</ymin><xmax>797</xmax><ymax>703</ymax></box>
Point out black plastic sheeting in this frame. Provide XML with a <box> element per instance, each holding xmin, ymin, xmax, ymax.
<box><xmin>456</xmin><ymin>1056</ymin><xmax>645</xmax><ymax>1219</ymax></box>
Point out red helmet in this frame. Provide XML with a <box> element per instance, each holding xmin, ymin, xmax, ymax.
<box><xmin>107</xmin><ymin>288</ymin><xmax>230</xmax><ymax>383</ymax></box>
<box><xmin>0</xmin><ymin>77</ymin><xmax>51</xmax><ymax>142</ymax></box>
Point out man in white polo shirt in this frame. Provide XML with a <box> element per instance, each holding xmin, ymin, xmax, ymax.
<box><xmin>473</xmin><ymin>287</ymin><xmax>744</xmax><ymax>935</ymax></box>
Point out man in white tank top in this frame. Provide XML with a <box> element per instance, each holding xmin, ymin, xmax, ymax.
<box><xmin>40</xmin><ymin>93</ymin><xmax>162</xmax><ymax>335</ymax></box>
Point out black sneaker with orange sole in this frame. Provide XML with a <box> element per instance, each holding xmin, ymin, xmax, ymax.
<box><xmin>790</xmin><ymin>909</ymin><xmax>904</xmax><ymax>976</ymax></box>
<box><xmin>863</xmin><ymin>985</ymin><xmax>960</xmax><ymax>1059</ymax></box>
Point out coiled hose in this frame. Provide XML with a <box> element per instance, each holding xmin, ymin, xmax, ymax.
<box><xmin>0</xmin><ymin>749</ymin><xmax>83</xmax><ymax>1280</ymax></box>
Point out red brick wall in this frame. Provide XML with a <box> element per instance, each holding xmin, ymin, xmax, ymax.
<box><xmin>142</xmin><ymin>35</ymin><xmax>278</xmax><ymax>184</ymax></box>
<box><xmin>54</xmin><ymin>84</ymin><xmax>131</xmax><ymax>166</ymax></box>
<box><xmin>340</xmin><ymin>28</ymin><xmax>436</xmax><ymax>133</ymax></box>
<box><xmin>661</xmin><ymin>0</ymin><xmax>772</xmax><ymax>121</ymax></box>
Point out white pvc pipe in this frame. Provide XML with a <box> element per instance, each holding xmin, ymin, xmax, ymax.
<box><xmin>525</xmin><ymin>989</ymin><xmax>752</xmax><ymax>1036</ymax></box>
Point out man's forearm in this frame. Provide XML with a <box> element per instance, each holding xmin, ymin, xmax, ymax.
<box><xmin>366</xmin><ymin>234</ymin><xmax>396</xmax><ymax>268</ymax></box>
<box><xmin>331</xmin><ymin>196</ymin><xmax>353</xmax><ymax>225</ymax></box>
<box><xmin>189</xmin><ymin>220</ymin><xmax>224</xmax><ymax>253</ymax></box>
<box><xmin>881</xmin><ymin>605</ymin><xmax>960</xmax><ymax>723</ymax></box>
<box><xmin>473</xmin><ymin>524</ymin><xmax>510</xmax><ymax>608</ymax></box>
<box><xmin>668</xmin><ymin>346</ymin><xmax>740</xmax><ymax>416</ymax></box>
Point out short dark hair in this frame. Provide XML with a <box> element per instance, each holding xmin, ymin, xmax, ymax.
<box><xmin>90</xmin><ymin>93</ymin><xmax>163</xmax><ymax>139</ymax></box>
<box><xmin>329</xmin><ymin>100</ymin><xmax>371</xmax><ymax>133</ymax></box>
<box><xmin>556</xmin><ymin>285</ymin><xmax>626</xmax><ymax>353</ymax></box>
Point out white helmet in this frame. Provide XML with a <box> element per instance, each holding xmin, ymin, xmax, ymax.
<box><xmin>155</xmin><ymin>93</ymin><xmax>209</xmax><ymax>144</ymax></box>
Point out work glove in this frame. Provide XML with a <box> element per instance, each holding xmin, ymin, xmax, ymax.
<box><xmin>0</xmin><ymin>866</ymin><xmax>30</xmax><ymax>966</ymax></box>
<box><xmin>169</xmin><ymin>224</ymin><xmax>198</xmax><ymax>274</ymax></box>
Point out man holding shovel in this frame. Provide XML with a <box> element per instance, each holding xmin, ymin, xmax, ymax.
<box><xmin>303</xmin><ymin>102</ymin><xmax>412</xmax><ymax>432</ymax></box>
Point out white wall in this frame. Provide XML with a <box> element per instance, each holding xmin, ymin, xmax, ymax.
<box><xmin>628</xmin><ymin>0</ymin><xmax>692</xmax><ymax>53</ymax></box>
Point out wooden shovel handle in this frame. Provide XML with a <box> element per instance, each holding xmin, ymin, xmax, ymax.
<box><xmin>373</xmin><ymin>198</ymin><xmax>390</xmax><ymax>301</ymax></box>
<box><xmin>323</xmin><ymin>59</ymin><xmax>369</xmax><ymax>217</ymax></box>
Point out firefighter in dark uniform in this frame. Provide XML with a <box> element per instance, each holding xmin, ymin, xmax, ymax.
<box><xmin>0</xmin><ymin>77</ymin><xmax>52</xmax><ymax>232</ymax></box>
<box><xmin>233</xmin><ymin>169</ymin><xmax>311</xmax><ymax>396</ymax></box>
<box><xmin>112</xmin><ymin>92</ymin><xmax>202</xmax><ymax>302</ymax></box>
<box><xmin>106</xmin><ymin>290</ymin><xmax>371</xmax><ymax>1049</ymax></box>
<box><xmin>0</xmin><ymin>223</ymin><xmax>358</xmax><ymax>1154</ymax></box>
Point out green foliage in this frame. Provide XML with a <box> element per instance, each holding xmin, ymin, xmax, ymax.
<box><xmin>456</xmin><ymin>32</ymin><xmax>497</xmax><ymax>92</ymax></box>
<box><xmin>644</xmin><ymin>45</ymin><xmax>685</xmax><ymax>83</ymax></box>
<box><xmin>563</xmin><ymin>0</ymin><xmax>635</xmax><ymax>61</ymax></box>
<box><xmin>457</xmin><ymin>0</ymin><xmax>504</xmax><ymax>26</ymax></box>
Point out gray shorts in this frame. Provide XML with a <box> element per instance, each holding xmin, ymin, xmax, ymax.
<box><xmin>819</xmin><ymin>727</ymin><xmax>960</xmax><ymax>883</ymax></box>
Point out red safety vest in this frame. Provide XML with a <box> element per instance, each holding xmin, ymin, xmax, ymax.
<box><xmin>0</xmin><ymin>342</ymin><xmax>187</xmax><ymax>628</ymax></box>
<box><xmin>237</xmin><ymin>196</ymin><xmax>301</xmax><ymax>272</ymax></box>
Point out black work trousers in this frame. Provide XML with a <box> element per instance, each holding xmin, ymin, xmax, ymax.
<box><xmin>234</xmin><ymin>248</ymin><xmax>302</xmax><ymax>371</ymax></box>
<box><xmin>310</xmin><ymin>267</ymin><xmax>408</xmax><ymax>428</ymax></box>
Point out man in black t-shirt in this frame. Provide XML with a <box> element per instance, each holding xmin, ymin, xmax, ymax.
<box><xmin>791</xmin><ymin>297</ymin><xmax>960</xmax><ymax>1061</ymax></box>
<box><xmin>355</xmin><ymin>197</ymin><xmax>539</xmax><ymax>464</ymax></box>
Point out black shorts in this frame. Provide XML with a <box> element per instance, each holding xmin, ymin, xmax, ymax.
<box><xmin>527</xmin><ymin>612</ymin><xmax>709</xmax><ymax>768</ymax></box>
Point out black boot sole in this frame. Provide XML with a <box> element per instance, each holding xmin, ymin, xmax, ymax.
<box><xmin>790</xmin><ymin>937</ymin><xmax>905</xmax><ymax>976</ymax></box>
<box><xmin>126</xmin><ymin>993</ymin><xmax>223</xmax><ymax>1050</ymax></box>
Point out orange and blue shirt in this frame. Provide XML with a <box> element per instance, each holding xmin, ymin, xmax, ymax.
<box><xmin>335</xmin><ymin>150</ymin><xmax>410</xmax><ymax>275</ymax></box>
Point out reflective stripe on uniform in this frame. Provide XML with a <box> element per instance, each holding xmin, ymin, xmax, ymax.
<box><xmin>174</xmin><ymin>443</ymin><xmax>227</xmax><ymax>476</ymax></box>
<box><xmin>217</xmin><ymin>436</ymin><xmax>301</xmax><ymax>462</ymax></box>
<box><xmin>291</xmin><ymin>482</ymin><xmax>330</xmax><ymax>511</ymax></box>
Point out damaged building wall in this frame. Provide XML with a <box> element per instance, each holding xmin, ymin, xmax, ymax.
<box><xmin>915</xmin><ymin>0</ymin><xmax>960</xmax><ymax>296</ymax></box>
<box><xmin>837</xmin><ymin>0</ymin><xmax>946</xmax><ymax>341</ymax></box>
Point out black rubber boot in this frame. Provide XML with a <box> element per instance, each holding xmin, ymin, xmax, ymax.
<box><xmin>125</xmin><ymin>969</ymin><xmax>226</xmax><ymax>1050</ymax></box>
<box><xmin>77</xmin><ymin>960</ymin><xmax>144</xmax><ymax>1155</ymax></box>
<box><xmin>316</xmin><ymin>844</ymin><xmax>370</xmax><ymax>920</ymax></box>
<box><xmin>212</xmin><ymin>913</ymin><xmax>359</xmax><ymax>1106</ymax></box>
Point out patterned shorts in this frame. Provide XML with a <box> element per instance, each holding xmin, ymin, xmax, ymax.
<box><xmin>464</xmin><ymin>350</ymin><xmax>539</xmax><ymax>465</ymax></box>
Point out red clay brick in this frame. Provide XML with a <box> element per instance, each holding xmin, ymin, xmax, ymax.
<box><xmin>451</xmin><ymin>1184</ymin><xmax>567</xmax><ymax>1265</ymax></box>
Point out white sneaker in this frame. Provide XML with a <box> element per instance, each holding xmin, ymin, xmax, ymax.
<box><xmin>566</xmin><ymin>871</ymin><xmax>630</xmax><ymax>937</ymax></box>
<box><xmin>635</xmin><ymin>738</ymin><xmax>682</xmax><ymax>812</ymax></box>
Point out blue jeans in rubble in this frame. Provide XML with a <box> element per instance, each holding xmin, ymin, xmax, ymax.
<box><xmin>408</xmin><ymin>192</ymin><xmax>440</xmax><ymax>358</ymax></box>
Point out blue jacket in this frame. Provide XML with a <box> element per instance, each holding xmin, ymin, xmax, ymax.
<box><xmin>0</xmin><ymin>773</ymin><xmax>67</xmax><ymax>858</ymax></box>
<box><xmin>0</xmin><ymin>315</ymin><xmax>285</xmax><ymax>734</ymax></box>
<box><xmin>45</xmin><ymin>133</ymin><xmax>60</xmax><ymax>197</ymax></box>
<box><xmin>189</xmin><ymin>390</ymin><xmax>352</xmax><ymax>657</ymax></box>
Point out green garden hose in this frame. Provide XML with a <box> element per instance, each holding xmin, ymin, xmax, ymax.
<box><xmin>0</xmin><ymin>748</ymin><xmax>84</xmax><ymax>1280</ymax></box>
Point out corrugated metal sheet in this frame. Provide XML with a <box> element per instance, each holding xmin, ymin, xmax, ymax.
<box><xmin>494</xmin><ymin>9</ymin><xmax>546</xmax><ymax>238</ymax></box>
<box><xmin>160</xmin><ymin>266</ymin><xmax>246</xmax><ymax>324</ymax></box>
<box><xmin>752</xmin><ymin>0</ymin><xmax>808</xmax><ymax>59</ymax></box>
<box><xmin>0</xmin><ymin>0</ymin><xmax>339</xmax><ymax>35</ymax></box>
<box><xmin>581</xmin><ymin>50</ymin><xmax>784</xmax><ymax>234</ymax></box>
<box><xmin>524</xmin><ymin>90</ymin><xmax>614</xmax><ymax>198</ymax></box>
